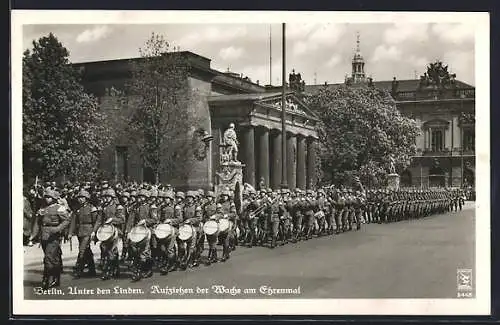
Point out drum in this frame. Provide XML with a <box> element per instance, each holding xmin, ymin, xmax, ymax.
<box><xmin>203</xmin><ymin>220</ymin><xmax>219</xmax><ymax>236</ymax></box>
<box><xmin>154</xmin><ymin>223</ymin><xmax>174</xmax><ymax>240</ymax></box>
<box><xmin>178</xmin><ymin>224</ymin><xmax>194</xmax><ymax>241</ymax></box>
<box><xmin>96</xmin><ymin>224</ymin><xmax>116</xmax><ymax>242</ymax></box>
<box><xmin>218</xmin><ymin>218</ymin><xmax>230</xmax><ymax>233</ymax></box>
<box><xmin>314</xmin><ymin>211</ymin><xmax>325</xmax><ymax>219</ymax></box>
<box><xmin>128</xmin><ymin>225</ymin><xmax>151</xmax><ymax>244</ymax></box>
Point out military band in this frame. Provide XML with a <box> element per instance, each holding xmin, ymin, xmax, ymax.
<box><xmin>26</xmin><ymin>180</ymin><xmax>469</xmax><ymax>289</ymax></box>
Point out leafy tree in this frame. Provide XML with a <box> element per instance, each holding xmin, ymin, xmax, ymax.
<box><xmin>123</xmin><ymin>32</ymin><xmax>199</xmax><ymax>184</ymax></box>
<box><xmin>23</xmin><ymin>33</ymin><xmax>113</xmax><ymax>183</ymax></box>
<box><xmin>307</xmin><ymin>85</ymin><xmax>420</xmax><ymax>187</ymax></box>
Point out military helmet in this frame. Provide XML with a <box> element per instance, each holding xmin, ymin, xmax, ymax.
<box><xmin>130</xmin><ymin>190</ymin><xmax>138</xmax><ymax>197</ymax></box>
<box><xmin>165</xmin><ymin>191</ymin><xmax>175</xmax><ymax>200</ymax></box>
<box><xmin>117</xmin><ymin>204</ymin><xmax>124</xmax><ymax>211</ymax></box>
<box><xmin>176</xmin><ymin>191</ymin><xmax>185</xmax><ymax>200</ymax></box>
<box><xmin>138</xmin><ymin>189</ymin><xmax>150</xmax><ymax>198</ymax></box>
<box><xmin>206</xmin><ymin>191</ymin><xmax>216</xmax><ymax>198</ymax></box>
<box><xmin>216</xmin><ymin>203</ymin><xmax>223</xmax><ymax>208</ymax></box>
<box><xmin>43</xmin><ymin>189</ymin><xmax>60</xmax><ymax>200</ymax></box>
<box><xmin>121</xmin><ymin>191</ymin><xmax>130</xmax><ymax>198</ymax></box>
<box><xmin>306</xmin><ymin>189</ymin><xmax>313</xmax><ymax>195</ymax></box>
<box><xmin>150</xmin><ymin>189</ymin><xmax>158</xmax><ymax>198</ymax></box>
<box><xmin>77</xmin><ymin>189</ymin><xmax>91</xmax><ymax>199</ymax></box>
<box><xmin>91</xmin><ymin>206</ymin><xmax>98</xmax><ymax>213</ymax></box>
<box><xmin>150</xmin><ymin>204</ymin><xmax>158</xmax><ymax>209</ymax></box>
<box><xmin>186</xmin><ymin>191</ymin><xmax>195</xmax><ymax>198</ymax></box>
<box><xmin>221</xmin><ymin>190</ymin><xmax>230</xmax><ymax>197</ymax></box>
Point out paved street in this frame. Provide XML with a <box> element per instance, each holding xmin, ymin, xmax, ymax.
<box><xmin>24</xmin><ymin>203</ymin><xmax>475</xmax><ymax>300</ymax></box>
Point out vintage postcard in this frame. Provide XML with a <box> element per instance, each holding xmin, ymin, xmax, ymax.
<box><xmin>11</xmin><ymin>10</ymin><xmax>490</xmax><ymax>315</ymax></box>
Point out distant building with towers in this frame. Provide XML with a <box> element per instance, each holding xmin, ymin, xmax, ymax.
<box><xmin>304</xmin><ymin>33</ymin><xmax>475</xmax><ymax>189</ymax></box>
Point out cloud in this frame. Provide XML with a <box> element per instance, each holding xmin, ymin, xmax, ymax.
<box><xmin>431</xmin><ymin>23</ymin><xmax>474</xmax><ymax>44</ymax></box>
<box><xmin>326</xmin><ymin>54</ymin><xmax>341</xmax><ymax>67</ymax></box>
<box><xmin>287</xmin><ymin>23</ymin><xmax>318</xmax><ymax>40</ymax></box>
<box><xmin>383</xmin><ymin>23</ymin><xmax>429</xmax><ymax>44</ymax></box>
<box><xmin>406</xmin><ymin>55</ymin><xmax>428</xmax><ymax>69</ymax></box>
<box><xmin>219</xmin><ymin>46</ymin><xmax>244</xmax><ymax>60</ymax></box>
<box><xmin>291</xmin><ymin>23</ymin><xmax>346</xmax><ymax>56</ymax></box>
<box><xmin>76</xmin><ymin>25</ymin><xmax>112</xmax><ymax>43</ymax></box>
<box><xmin>371</xmin><ymin>45</ymin><xmax>402</xmax><ymax>62</ymax></box>
<box><xmin>178</xmin><ymin>26</ymin><xmax>247</xmax><ymax>48</ymax></box>
<box><xmin>443</xmin><ymin>50</ymin><xmax>474</xmax><ymax>84</ymax></box>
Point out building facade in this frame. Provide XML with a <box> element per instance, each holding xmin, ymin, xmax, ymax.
<box><xmin>76</xmin><ymin>51</ymin><xmax>319</xmax><ymax>190</ymax></box>
<box><xmin>305</xmin><ymin>34</ymin><xmax>475</xmax><ymax>188</ymax></box>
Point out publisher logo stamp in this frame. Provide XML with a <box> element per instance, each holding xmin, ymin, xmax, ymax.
<box><xmin>457</xmin><ymin>269</ymin><xmax>473</xmax><ymax>298</ymax></box>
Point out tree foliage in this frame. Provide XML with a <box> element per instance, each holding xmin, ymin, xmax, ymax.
<box><xmin>124</xmin><ymin>32</ymin><xmax>197</xmax><ymax>184</ymax></box>
<box><xmin>306</xmin><ymin>85</ymin><xmax>420</xmax><ymax>187</ymax></box>
<box><xmin>23</xmin><ymin>33</ymin><xmax>113</xmax><ymax>183</ymax></box>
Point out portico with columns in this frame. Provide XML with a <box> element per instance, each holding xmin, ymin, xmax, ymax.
<box><xmin>209</xmin><ymin>92</ymin><xmax>319</xmax><ymax>190</ymax></box>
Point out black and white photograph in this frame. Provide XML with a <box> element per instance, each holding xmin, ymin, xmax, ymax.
<box><xmin>11</xmin><ymin>11</ymin><xmax>490</xmax><ymax>315</ymax></box>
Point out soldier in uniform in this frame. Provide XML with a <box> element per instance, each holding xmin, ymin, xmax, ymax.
<box><xmin>157</xmin><ymin>191</ymin><xmax>181</xmax><ymax>274</ymax></box>
<box><xmin>315</xmin><ymin>189</ymin><xmax>329</xmax><ymax>236</ymax></box>
<box><xmin>278</xmin><ymin>189</ymin><xmax>293</xmax><ymax>245</ymax></box>
<box><xmin>303</xmin><ymin>190</ymin><xmax>317</xmax><ymax>239</ymax></box>
<box><xmin>95</xmin><ymin>188</ymin><xmax>125</xmax><ymax>280</ymax></box>
<box><xmin>203</xmin><ymin>193</ymin><xmax>219</xmax><ymax>264</ymax></box>
<box><xmin>265</xmin><ymin>190</ymin><xmax>280</xmax><ymax>248</ymax></box>
<box><xmin>68</xmin><ymin>189</ymin><xmax>98</xmax><ymax>278</ymax></box>
<box><xmin>221</xmin><ymin>203</ymin><xmax>238</xmax><ymax>260</ymax></box>
<box><xmin>180</xmin><ymin>191</ymin><xmax>201</xmax><ymax>269</ymax></box>
<box><xmin>29</xmin><ymin>189</ymin><xmax>71</xmax><ymax>289</ymax></box>
<box><xmin>126</xmin><ymin>189</ymin><xmax>153</xmax><ymax>281</ymax></box>
<box><xmin>290</xmin><ymin>189</ymin><xmax>304</xmax><ymax>242</ymax></box>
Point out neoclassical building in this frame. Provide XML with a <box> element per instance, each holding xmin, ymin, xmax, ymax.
<box><xmin>75</xmin><ymin>51</ymin><xmax>319</xmax><ymax>190</ymax></box>
<box><xmin>304</xmin><ymin>34</ymin><xmax>475</xmax><ymax>188</ymax></box>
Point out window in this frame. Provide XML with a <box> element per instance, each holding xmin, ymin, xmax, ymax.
<box><xmin>431</xmin><ymin>129</ymin><xmax>444</xmax><ymax>152</ymax></box>
<box><xmin>462</xmin><ymin>128</ymin><xmax>475</xmax><ymax>151</ymax></box>
<box><xmin>115</xmin><ymin>146</ymin><xmax>128</xmax><ymax>182</ymax></box>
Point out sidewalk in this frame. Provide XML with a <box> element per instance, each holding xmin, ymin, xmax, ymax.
<box><xmin>24</xmin><ymin>236</ymin><xmax>103</xmax><ymax>267</ymax></box>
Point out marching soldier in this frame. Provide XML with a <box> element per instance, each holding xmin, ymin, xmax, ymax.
<box><xmin>180</xmin><ymin>191</ymin><xmax>201</xmax><ymax>269</ymax></box>
<box><xmin>95</xmin><ymin>188</ymin><xmax>125</xmax><ymax>280</ymax></box>
<box><xmin>68</xmin><ymin>189</ymin><xmax>98</xmax><ymax>279</ymax></box>
<box><xmin>29</xmin><ymin>189</ymin><xmax>71</xmax><ymax>289</ymax></box>
<box><xmin>126</xmin><ymin>189</ymin><xmax>153</xmax><ymax>281</ymax></box>
<box><xmin>157</xmin><ymin>191</ymin><xmax>180</xmax><ymax>274</ymax></box>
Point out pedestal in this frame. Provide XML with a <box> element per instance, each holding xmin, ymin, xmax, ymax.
<box><xmin>387</xmin><ymin>173</ymin><xmax>400</xmax><ymax>190</ymax></box>
<box><xmin>215</xmin><ymin>161</ymin><xmax>244</xmax><ymax>195</ymax></box>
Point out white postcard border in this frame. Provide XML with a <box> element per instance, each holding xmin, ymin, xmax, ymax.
<box><xmin>11</xmin><ymin>10</ymin><xmax>491</xmax><ymax>316</ymax></box>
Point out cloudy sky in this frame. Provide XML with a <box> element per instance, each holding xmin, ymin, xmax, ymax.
<box><xmin>23</xmin><ymin>23</ymin><xmax>475</xmax><ymax>86</ymax></box>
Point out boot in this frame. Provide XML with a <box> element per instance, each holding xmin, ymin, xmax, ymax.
<box><xmin>49</xmin><ymin>268</ymin><xmax>61</xmax><ymax>288</ymax></box>
<box><xmin>270</xmin><ymin>236</ymin><xmax>276</xmax><ymax>249</ymax></box>
<box><xmin>167</xmin><ymin>255</ymin><xmax>177</xmax><ymax>272</ymax></box>
<box><xmin>142</xmin><ymin>260</ymin><xmax>153</xmax><ymax>278</ymax></box>
<box><xmin>41</xmin><ymin>268</ymin><xmax>50</xmax><ymax>290</ymax></box>
<box><xmin>100</xmin><ymin>259</ymin><xmax>110</xmax><ymax>280</ymax></box>
<box><xmin>112</xmin><ymin>259</ymin><xmax>120</xmax><ymax>278</ymax></box>
<box><xmin>211</xmin><ymin>248</ymin><xmax>219</xmax><ymax>264</ymax></box>
<box><xmin>87</xmin><ymin>258</ymin><xmax>97</xmax><ymax>277</ymax></box>
<box><xmin>73</xmin><ymin>260</ymin><xmax>83</xmax><ymax>279</ymax></box>
<box><xmin>131</xmin><ymin>264</ymin><xmax>142</xmax><ymax>282</ymax></box>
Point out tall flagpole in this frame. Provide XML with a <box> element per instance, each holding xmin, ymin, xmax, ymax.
<box><xmin>269</xmin><ymin>25</ymin><xmax>272</xmax><ymax>86</ymax></box>
<box><xmin>281</xmin><ymin>22</ymin><xmax>288</xmax><ymax>189</ymax></box>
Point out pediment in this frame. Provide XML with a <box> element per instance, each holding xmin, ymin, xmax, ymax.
<box><xmin>255</xmin><ymin>93</ymin><xmax>317</xmax><ymax>120</ymax></box>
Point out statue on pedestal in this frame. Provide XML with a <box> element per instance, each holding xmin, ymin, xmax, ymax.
<box><xmin>222</xmin><ymin>123</ymin><xmax>239</xmax><ymax>163</ymax></box>
<box><xmin>216</xmin><ymin>122</ymin><xmax>244</xmax><ymax>198</ymax></box>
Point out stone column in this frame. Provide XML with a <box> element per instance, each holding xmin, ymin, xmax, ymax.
<box><xmin>270</xmin><ymin>130</ymin><xmax>282</xmax><ymax>190</ymax></box>
<box><xmin>296</xmin><ymin>135</ymin><xmax>307</xmax><ymax>189</ymax></box>
<box><xmin>287</xmin><ymin>132</ymin><xmax>297</xmax><ymax>189</ymax></box>
<box><xmin>257</xmin><ymin>126</ymin><xmax>270</xmax><ymax>190</ymax></box>
<box><xmin>242</xmin><ymin>126</ymin><xmax>255</xmax><ymax>187</ymax></box>
<box><xmin>306</xmin><ymin>137</ymin><xmax>317</xmax><ymax>189</ymax></box>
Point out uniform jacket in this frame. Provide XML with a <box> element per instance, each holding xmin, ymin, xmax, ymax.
<box><xmin>32</xmin><ymin>203</ymin><xmax>71</xmax><ymax>241</ymax></box>
<box><xmin>68</xmin><ymin>202</ymin><xmax>97</xmax><ymax>237</ymax></box>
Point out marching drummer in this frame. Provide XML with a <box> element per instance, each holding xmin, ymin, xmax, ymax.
<box><xmin>204</xmin><ymin>203</ymin><xmax>222</xmax><ymax>264</ymax></box>
<box><xmin>95</xmin><ymin>188</ymin><xmax>124</xmax><ymax>281</ymax></box>
<box><xmin>148</xmin><ymin>203</ymin><xmax>161</xmax><ymax>267</ymax></box>
<box><xmin>202</xmin><ymin>191</ymin><xmax>217</xmax><ymax>265</ymax></box>
<box><xmin>68</xmin><ymin>189</ymin><xmax>98</xmax><ymax>279</ymax></box>
<box><xmin>180</xmin><ymin>191</ymin><xmax>200</xmax><ymax>269</ymax></box>
<box><xmin>119</xmin><ymin>191</ymin><xmax>131</xmax><ymax>261</ymax></box>
<box><xmin>126</xmin><ymin>189</ymin><xmax>153</xmax><ymax>282</ymax></box>
<box><xmin>220</xmin><ymin>203</ymin><xmax>238</xmax><ymax>261</ymax></box>
<box><xmin>157</xmin><ymin>191</ymin><xmax>180</xmax><ymax>275</ymax></box>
